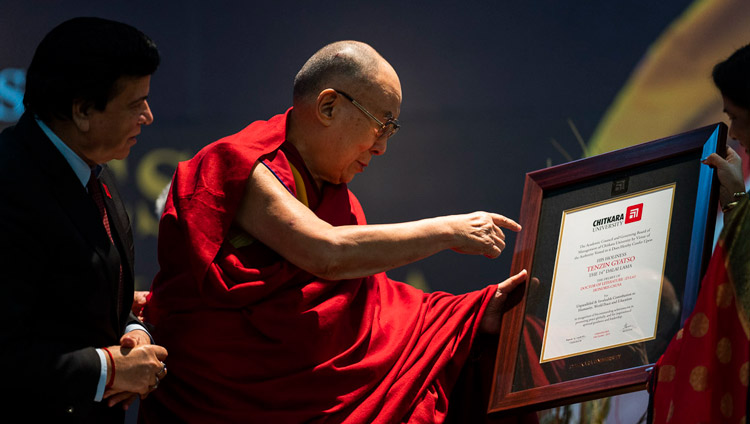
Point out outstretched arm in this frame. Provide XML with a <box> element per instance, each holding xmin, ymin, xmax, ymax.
<box><xmin>235</xmin><ymin>163</ymin><xmax>521</xmax><ymax>280</ymax></box>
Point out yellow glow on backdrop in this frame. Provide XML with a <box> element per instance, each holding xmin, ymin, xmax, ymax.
<box><xmin>133</xmin><ymin>148</ymin><xmax>192</xmax><ymax>237</ymax></box>
<box><xmin>588</xmin><ymin>0</ymin><xmax>750</xmax><ymax>157</ymax></box>
<box><xmin>136</xmin><ymin>148</ymin><xmax>190</xmax><ymax>199</ymax></box>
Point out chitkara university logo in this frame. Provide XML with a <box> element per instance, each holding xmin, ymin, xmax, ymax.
<box><xmin>625</xmin><ymin>203</ymin><xmax>643</xmax><ymax>224</ymax></box>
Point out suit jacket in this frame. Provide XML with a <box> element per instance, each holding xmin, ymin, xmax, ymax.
<box><xmin>0</xmin><ymin>113</ymin><xmax>139</xmax><ymax>423</ymax></box>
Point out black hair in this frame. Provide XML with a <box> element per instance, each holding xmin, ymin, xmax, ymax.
<box><xmin>713</xmin><ymin>43</ymin><xmax>750</xmax><ymax>110</ymax></box>
<box><xmin>23</xmin><ymin>17</ymin><xmax>160</xmax><ymax>122</ymax></box>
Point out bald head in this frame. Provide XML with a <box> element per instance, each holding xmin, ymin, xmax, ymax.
<box><xmin>287</xmin><ymin>41</ymin><xmax>401</xmax><ymax>188</ymax></box>
<box><xmin>293</xmin><ymin>41</ymin><xmax>394</xmax><ymax>104</ymax></box>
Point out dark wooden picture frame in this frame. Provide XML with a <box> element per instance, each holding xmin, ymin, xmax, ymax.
<box><xmin>488</xmin><ymin>123</ymin><xmax>727</xmax><ymax>414</ymax></box>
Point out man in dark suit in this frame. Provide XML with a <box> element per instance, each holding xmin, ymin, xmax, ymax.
<box><xmin>0</xmin><ymin>17</ymin><xmax>168</xmax><ymax>423</ymax></box>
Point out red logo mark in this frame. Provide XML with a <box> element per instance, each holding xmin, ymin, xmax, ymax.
<box><xmin>625</xmin><ymin>203</ymin><xmax>643</xmax><ymax>224</ymax></box>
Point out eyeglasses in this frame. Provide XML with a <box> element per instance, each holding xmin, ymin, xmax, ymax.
<box><xmin>334</xmin><ymin>89</ymin><xmax>400</xmax><ymax>139</ymax></box>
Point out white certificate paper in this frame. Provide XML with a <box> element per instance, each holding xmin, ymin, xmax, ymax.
<box><xmin>540</xmin><ymin>184</ymin><xmax>675</xmax><ymax>363</ymax></box>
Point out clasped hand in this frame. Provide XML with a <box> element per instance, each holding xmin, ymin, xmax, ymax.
<box><xmin>103</xmin><ymin>330</ymin><xmax>168</xmax><ymax>409</ymax></box>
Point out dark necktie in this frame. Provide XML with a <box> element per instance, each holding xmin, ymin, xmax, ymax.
<box><xmin>88</xmin><ymin>171</ymin><xmax>124</xmax><ymax>317</ymax></box>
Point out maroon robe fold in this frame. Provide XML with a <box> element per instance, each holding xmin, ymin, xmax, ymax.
<box><xmin>140</xmin><ymin>109</ymin><xmax>497</xmax><ymax>423</ymax></box>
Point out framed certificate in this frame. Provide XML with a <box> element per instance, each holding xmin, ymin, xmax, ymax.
<box><xmin>488</xmin><ymin>123</ymin><xmax>726</xmax><ymax>414</ymax></box>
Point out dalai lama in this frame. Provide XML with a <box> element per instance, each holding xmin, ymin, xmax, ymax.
<box><xmin>140</xmin><ymin>40</ymin><xmax>528</xmax><ymax>423</ymax></box>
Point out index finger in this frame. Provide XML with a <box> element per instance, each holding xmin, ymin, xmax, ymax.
<box><xmin>490</xmin><ymin>214</ymin><xmax>521</xmax><ymax>232</ymax></box>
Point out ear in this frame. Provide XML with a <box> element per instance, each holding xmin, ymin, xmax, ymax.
<box><xmin>315</xmin><ymin>89</ymin><xmax>339</xmax><ymax>127</ymax></box>
<box><xmin>71</xmin><ymin>99</ymin><xmax>92</xmax><ymax>132</ymax></box>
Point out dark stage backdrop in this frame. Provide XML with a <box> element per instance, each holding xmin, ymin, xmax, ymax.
<box><xmin>3</xmin><ymin>1</ymin><xmax>746</xmax><ymax>421</ymax></box>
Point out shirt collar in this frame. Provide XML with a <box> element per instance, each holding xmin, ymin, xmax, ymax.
<box><xmin>35</xmin><ymin>116</ymin><xmax>101</xmax><ymax>187</ymax></box>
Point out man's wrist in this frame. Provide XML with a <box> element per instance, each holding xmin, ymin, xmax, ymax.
<box><xmin>94</xmin><ymin>349</ymin><xmax>108</xmax><ymax>401</ymax></box>
<box><xmin>125</xmin><ymin>323</ymin><xmax>154</xmax><ymax>343</ymax></box>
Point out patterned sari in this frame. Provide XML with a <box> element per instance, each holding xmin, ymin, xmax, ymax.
<box><xmin>652</xmin><ymin>196</ymin><xmax>750</xmax><ymax>423</ymax></box>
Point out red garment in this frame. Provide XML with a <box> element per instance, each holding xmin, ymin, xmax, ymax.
<box><xmin>140</xmin><ymin>109</ymin><xmax>497</xmax><ymax>423</ymax></box>
<box><xmin>651</xmin><ymin>197</ymin><xmax>750</xmax><ymax>423</ymax></box>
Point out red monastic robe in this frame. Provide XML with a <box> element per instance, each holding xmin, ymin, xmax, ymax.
<box><xmin>139</xmin><ymin>109</ymin><xmax>499</xmax><ymax>423</ymax></box>
<box><xmin>651</xmin><ymin>197</ymin><xmax>750</xmax><ymax>423</ymax></box>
